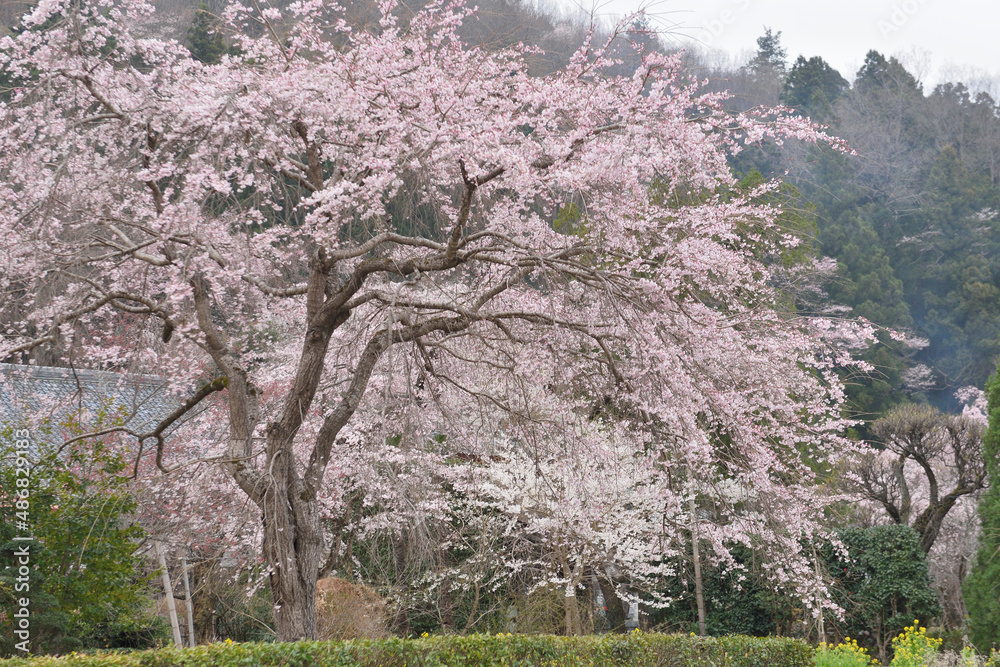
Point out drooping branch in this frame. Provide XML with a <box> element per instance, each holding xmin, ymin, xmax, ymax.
<box><xmin>63</xmin><ymin>71</ymin><xmax>127</xmax><ymax>120</ymax></box>
<box><xmin>5</xmin><ymin>292</ymin><xmax>118</xmax><ymax>357</ymax></box>
<box><xmin>145</xmin><ymin>376</ymin><xmax>230</xmax><ymax>474</ymax></box>
<box><xmin>51</xmin><ymin>376</ymin><xmax>230</xmax><ymax>477</ymax></box>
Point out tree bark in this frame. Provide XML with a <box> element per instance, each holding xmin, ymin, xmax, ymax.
<box><xmin>257</xmin><ymin>315</ymin><xmax>471</xmax><ymax>641</ymax></box>
<box><xmin>914</xmin><ymin>492</ymin><xmax>964</xmax><ymax>553</ymax></box>
<box><xmin>261</xmin><ymin>468</ymin><xmax>325</xmax><ymax>641</ymax></box>
<box><xmin>559</xmin><ymin>548</ymin><xmax>582</xmax><ymax>636</ymax></box>
<box><xmin>564</xmin><ymin>587</ymin><xmax>580</xmax><ymax>636</ymax></box>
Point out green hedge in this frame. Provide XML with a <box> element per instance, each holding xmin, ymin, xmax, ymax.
<box><xmin>0</xmin><ymin>633</ymin><xmax>814</xmax><ymax>667</ymax></box>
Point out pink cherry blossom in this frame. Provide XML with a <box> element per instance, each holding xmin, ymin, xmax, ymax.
<box><xmin>0</xmin><ymin>0</ymin><xmax>867</xmax><ymax>639</ymax></box>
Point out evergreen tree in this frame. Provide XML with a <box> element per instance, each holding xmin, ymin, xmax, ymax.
<box><xmin>892</xmin><ymin>146</ymin><xmax>1000</xmax><ymax>387</ymax></box>
<box><xmin>963</xmin><ymin>368</ymin><xmax>1000</xmax><ymax>652</ymax></box>
<box><xmin>786</xmin><ymin>52</ymin><xmax>1000</xmax><ymax>410</ymax></box>
<box><xmin>855</xmin><ymin>50</ymin><xmax>922</xmax><ymax>95</ymax></box>
<box><xmin>749</xmin><ymin>27</ymin><xmax>787</xmax><ymax>75</ymax></box>
<box><xmin>187</xmin><ymin>4</ymin><xmax>227</xmax><ymax>64</ymax></box>
<box><xmin>781</xmin><ymin>55</ymin><xmax>848</xmax><ymax>121</ymax></box>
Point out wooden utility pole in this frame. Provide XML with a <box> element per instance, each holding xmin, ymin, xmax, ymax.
<box><xmin>690</xmin><ymin>496</ymin><xmax>706</xmax><ymax>636</ymax></box>
<box><xmin>181</xmin><ymin>557</ymin><xmax>196</xmax><ymax>647</ymax></box>
<box><xmin>155</xmin><ymin>541</ymin><xmax>183</xmax><ymax>646</ymax></box>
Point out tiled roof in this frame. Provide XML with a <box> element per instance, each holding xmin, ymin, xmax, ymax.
<box><xmin>0</xmin><ymin>363</ymin><xmax>180</xmax><ymax>456</ymax></box>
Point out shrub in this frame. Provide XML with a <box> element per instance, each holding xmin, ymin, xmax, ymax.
<box><xmin>926</xmin><ymin>629</ymin><xmax>964</xmax><ymax>655</ymax></box>
<box><xmin>0</xmin><ymin>631</ymin><xmax>814</xmax><ymax>666</ymax></box>
<box><xmin>195</xmin><ymin>566</ymin><xmax>275</xmax><ymax>645</ymax></box>
<box><xmin>0</xmin><ymin>441</ymin><xmax>165</xmax><ymax>657</ymax></box>
<box><xmin>956</xmin><ymin>646</ymin><xmax>982</xmax><ymax>667</ymax></box>
<box><xmin>824</xmin><ymin>526</ymin><xmax>940</xmax><ymax>663</ymax></box>
<box><xmin>650</xmin><ymin>545</ymin><xmax>796</xmax><ymax>637</ymax></box>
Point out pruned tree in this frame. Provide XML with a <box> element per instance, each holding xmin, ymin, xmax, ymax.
<box><xmin>0</xmin><ymin>0</ymin><xmax>863</xmax><ymax>641</ymax></box>
<box><xmin>849</xmin><ymin>404</ymin><xmax>986</xmax><ymax>553</ymax></box>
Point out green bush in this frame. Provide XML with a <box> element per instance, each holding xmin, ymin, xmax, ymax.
<box><xmin>925</xmin><ymin>628</ymin><xmax>963</xmax><ymax>655</ymax></box>
<box><xmin>650</xmin><ymin>545</ymin><xmax>797</xmax><ymax>637</ymax></box>
<box><xmin>0</xmin><ymin>439</ymin><xmax>165</xmax><ymax>657</ymax></box>
<box><xmin>0</xmin><ymin>632</ymin><xmax>815</xmax><ymax>667</ymax></box>
<box><xmin>823</xmin><ymin>525</ymin><xmax>939</xmax><ymax>663</ymax></box>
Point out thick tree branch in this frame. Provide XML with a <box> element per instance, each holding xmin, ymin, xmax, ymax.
<box><xmin>304</xmin><ymin>315</ymin><xmax>472</xmax><ymax>493</ymax></box>
<box><xmin>191</xmin><ymin>276</ymin><xmax>263</xmax><ymax>501</ymax></box>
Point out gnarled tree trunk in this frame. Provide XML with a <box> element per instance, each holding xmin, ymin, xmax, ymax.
<box><xmin>260</xmin><ymin>469</ymin><xmax>325</xmax><ymax>641</ymax></box>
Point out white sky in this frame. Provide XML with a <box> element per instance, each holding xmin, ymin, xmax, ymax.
<box><xmin>557</xmin><ymin>0</ymin><xmax>1000</xmax><ymax>91</ymax></box>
